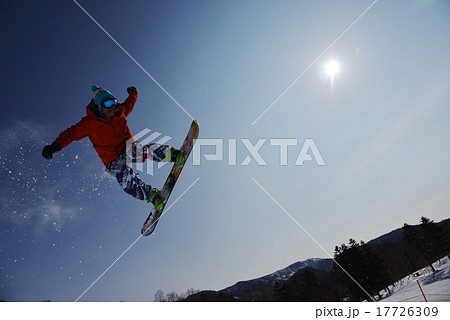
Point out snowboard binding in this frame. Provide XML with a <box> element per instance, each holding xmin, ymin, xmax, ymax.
<box><xmin>147</xmin><ymin>188</ymin><xmax>165</xmax><ymax>210</ymax></box>
<box><xmin>166</xmin><ymin>147</ymin><xmax>187</xmax><ymax>165</ymax></box>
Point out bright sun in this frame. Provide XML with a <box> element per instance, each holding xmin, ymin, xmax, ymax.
<box><xmin>325</xmin><ymin>61</ymin><xmax>341</xmax><ymax>78</ymax></box>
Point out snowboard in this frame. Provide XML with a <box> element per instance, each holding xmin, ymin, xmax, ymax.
<box><xmin>141</xmin><ymin>120</ymin><xmax>199</xmax><ymax>236</ymax></box>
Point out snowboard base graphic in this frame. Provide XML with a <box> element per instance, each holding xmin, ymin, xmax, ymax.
<box><xmin>141</xmin><ymin>120</ymin><xmax>199</xmax><ymax>236</ymax></box>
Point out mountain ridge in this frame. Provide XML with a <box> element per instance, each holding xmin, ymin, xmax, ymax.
<box><xmin>184</xmin><ymin>218</ymin><xmax>450</xmax><ymax>302</ymax></box>
<box><xmin>219</xmin><ymin>258</ymin><xmax>334</xmax><ymax>298</ymax></box>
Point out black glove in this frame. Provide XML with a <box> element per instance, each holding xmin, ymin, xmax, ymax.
<box><xmin>127</xmin><ymin>86</ymin><xmax>137</xmax><ymax>94</ymax></box>
<box><xmin>42</xmin><ymin>142</ymin><xmax>61</xmax><ymax>160</ymax></box>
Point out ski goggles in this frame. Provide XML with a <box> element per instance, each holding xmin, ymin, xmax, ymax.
<box><xmin>102</xmin><ymin>98</ymin><xmax>118</xmax><ymax>108</ymax></box>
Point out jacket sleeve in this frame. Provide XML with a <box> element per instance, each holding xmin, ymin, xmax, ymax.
<box><xmin>121</xmin><ymin>91</ymin><xmax>138</xmax><ymax>117</ymax></box>
<box><xmin>54</xmin><ymin>117</ymin><xmax>91</xmax><ymax>149</ymax></box>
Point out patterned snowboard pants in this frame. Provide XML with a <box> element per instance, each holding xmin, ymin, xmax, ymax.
<box><xmin>106</xmin><ymin>142</ymin><xmax>170</xmax><ymax>201</ymax></box>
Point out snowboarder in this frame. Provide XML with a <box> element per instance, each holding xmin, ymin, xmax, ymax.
<box><xmin>41</xmin><ymin>85</ymin><xmax>185</xmax><ymax>206</ymax></box>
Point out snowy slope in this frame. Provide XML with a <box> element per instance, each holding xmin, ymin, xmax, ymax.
<box><xmin>218</xmin><ymin>257</ymin><xmax>450</xmax><ymax>302</ymax></box>
<box><xmin>381</xmin><ymin>257</ymin><xmax>450</xmax><ymax>302</ymax></box>
<box><xmin>261</xmin><ymin>258</ymin><xmax>334</xmax><ymax>282</ymax></box>
<box><xmin>220</xmin><ymin>258</ymin><xmax>333</xmax><ymax>297</ymax></box>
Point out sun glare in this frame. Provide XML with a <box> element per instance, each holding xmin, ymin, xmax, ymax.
<box><xmin>325</xmin><ymin>61</ymin><xmax>341</xmax><ymax>78</ymax></box>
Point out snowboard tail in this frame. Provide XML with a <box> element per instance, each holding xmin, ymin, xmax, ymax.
<box><xmin>141</xmin><ymin>120</ymin><xmax>199</xmax><ymax>236</ymax></box>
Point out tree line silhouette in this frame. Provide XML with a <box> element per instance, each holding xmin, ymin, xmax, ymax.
<box><xmin>271</xmin><ymin>216</ymin><xmax>450</xmax><ymax>302</ymax></box>
<box><xmin>181</xmin><ymin>216</ymin><xmax>449</xmax><ymax>302</ymax></box>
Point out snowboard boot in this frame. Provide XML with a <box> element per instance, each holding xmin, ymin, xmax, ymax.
<box><xmin>147</xmin><ymin>188</ymin><xmax>165</xmax><ymax>210</ymax></box>
<box><xmin>165</xmin><ymin>147</ymin><xmax>186</xmax><ymax>165</ymax></box>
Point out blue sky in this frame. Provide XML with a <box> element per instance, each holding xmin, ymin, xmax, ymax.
<box><xmin>1</xmin><ymin>0</ymin><xmax>450</xmax><ymax>301</ymax></box>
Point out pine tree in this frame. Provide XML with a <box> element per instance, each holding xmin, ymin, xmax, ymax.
<box><xmin>403</xmin><ymin>217</ymin><xmax>450</xmax><ymax>273</ymax></box>
<box><xmin>361</xmin><ymin>244</ymin><xmax>392</xmax><ymax>298</ymax></box>
<box><xmin>334</xmin><ymin>239</ymin><xmax>390</xmax><ymax>301</ymax></box>
<box><xmin>403</xmin><ymin>223</ymin><xmax>435</xmax><ymax>272</ymax></box>
<box><xmin>419</xmin><ymin>217</ymin><xmax>450</xmax><ymax>261</ymax></box>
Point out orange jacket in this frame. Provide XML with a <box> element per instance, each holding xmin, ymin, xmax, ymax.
<box><xmin>55</xmin><ymin>91</ymin><xmax>138</xmax><ymax>165</ymax></box>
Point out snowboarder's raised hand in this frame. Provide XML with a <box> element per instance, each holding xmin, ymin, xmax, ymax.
<box><xmin>127</xmin><ymin>86</ymin><xmax>137</xmax><ymax>94</ymax></box>
<box><xmin>42</xmin><ymin>142</ymin><xmax>61</xmax><ymax>160</ymax></box>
